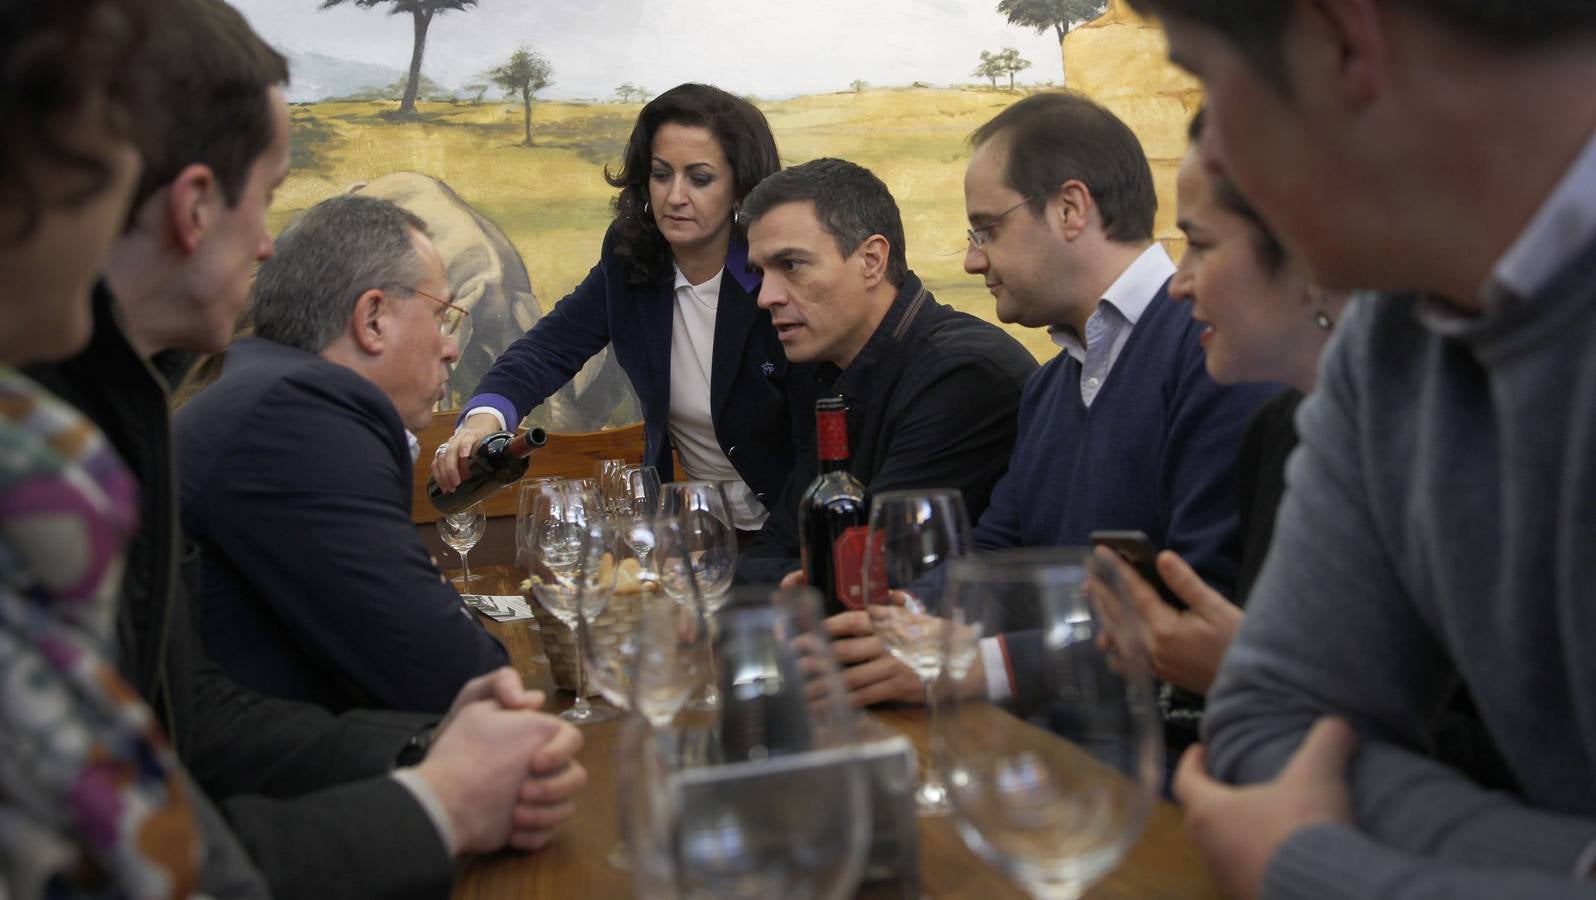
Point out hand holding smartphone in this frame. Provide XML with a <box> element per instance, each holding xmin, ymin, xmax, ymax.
<box><xmin>1088</xmin><ymin>529</ymin><xmax>1186</xmax><ymax>610</ymax></box>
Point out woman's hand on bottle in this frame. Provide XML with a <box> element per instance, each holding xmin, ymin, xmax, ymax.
<box><xmin>431</xmin><ymin>413</ymin><xmax>501</xmax><ymax>493</ymax></box>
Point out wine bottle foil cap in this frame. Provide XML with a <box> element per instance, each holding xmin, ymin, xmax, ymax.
<box><xmin>817</xmin><ymin>408</ymin><xmax>849</xmax><ymax>462</ymax></box>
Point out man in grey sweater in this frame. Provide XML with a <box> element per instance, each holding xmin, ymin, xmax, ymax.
<box><xmin>1122</xmin><ymin>0</ymin><xmax>1596</xmax><ymax>897</ymax></box>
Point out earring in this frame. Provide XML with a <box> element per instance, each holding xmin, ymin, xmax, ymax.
<box><xmin>1314</xmin><ymin>309</ymin><xmax>1334</xmax><ymax>331</ymax></box>
<box><xmin>642</xmin><ymin>199</ymin><xmax>650</xmax><ymax>214</ymax></box>
<box><xmin>733</xmin><ymin>206</ymin><xmax>744</xmax><ymax>226</ymax></box>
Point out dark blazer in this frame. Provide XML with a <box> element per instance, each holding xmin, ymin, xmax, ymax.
<box><xmin>175</xmin><ymin>338</ymin><xmax>508</xmax><ymax>715</ymax></box>
<box><xmin>468</xmin><ymin>223</ymin><xmax>807</xmax><ymax>510</ymax></box>
<box><xmin>27</xmin><ymin>287</ymin><xmax>455</xmax><ymax>899</ymax></box>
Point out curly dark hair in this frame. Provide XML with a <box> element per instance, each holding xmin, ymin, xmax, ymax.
<box><xmin>603</xmin><ymin>83</ymin><xmax>781</xmax><ymax>285</ymax></box>
<box><xmin>0</xmin><ymin>0</ymin><xmax>153</xmax><ymax>245</ymax></box>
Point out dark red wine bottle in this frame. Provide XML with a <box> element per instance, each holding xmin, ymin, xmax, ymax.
<box><xmin>798</xmin><ymin>398</ymin><xmax>869</xmax><ymax>615</ymax></box>
<box><xmin>426</xmin><ymin>427</ymin><xmax>548</xmax><ymax>514</ymax></box>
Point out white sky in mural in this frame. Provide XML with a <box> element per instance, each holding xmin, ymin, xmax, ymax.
<box><xmin>227</xmin><ymin>0</ymin><xmax>1068</xmax><ymax>100</ymax></box>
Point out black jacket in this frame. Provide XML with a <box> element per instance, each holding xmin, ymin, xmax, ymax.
<box><xmin>27</xmin><ymin>286</ymin><xmax>456</xmax><ymax>899</ymax></box>
<box><xmin>738</xmin><ymin>271</ymin><xmax>1038</xmax><ymax>585</ymax></box>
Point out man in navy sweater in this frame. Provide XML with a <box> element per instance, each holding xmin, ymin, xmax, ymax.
<box><xmin>830</xmin><ymin>94</ymin><xmax>1274</xmax><ymax>754</ymax></box>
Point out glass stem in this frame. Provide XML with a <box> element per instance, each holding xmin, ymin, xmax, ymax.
<box><xmin>461</xmin><ymin>549</ymin><xmax>471</xmax><ymax>584</ymax></box>
<box><xmin>922</xmin><ymin>674</ymin><xmax>946</xmax><ymax>789</ymax></box>
<box><xmin>572</xmin><ymin>620</ymin><xmax>591</xmax><ymax>713</ymax></box>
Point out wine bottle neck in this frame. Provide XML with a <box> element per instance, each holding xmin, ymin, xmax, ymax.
<box><xmin>503</xmin><ymin>427</ymin><xmax>548</xmax><ymax>459</ymax></box>
<box><xmin>817</xmin><ymin>410</ymin><xmax>850</xmax><ymax>467</ymax></box>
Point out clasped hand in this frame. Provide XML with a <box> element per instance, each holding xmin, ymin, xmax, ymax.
<box><xmin>414</xmin><ymin>667</ymin><xmax>588</xmax><ymax>855</ymax></box>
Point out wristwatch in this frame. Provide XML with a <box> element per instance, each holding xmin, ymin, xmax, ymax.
<box><xmin>395</xmin><ymin>725</ymin><xmax>435</xmax><ymax>767</ymax></box>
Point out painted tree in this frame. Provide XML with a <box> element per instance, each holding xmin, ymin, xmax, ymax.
<box><xmin>319</xmin><ymin>0</ymin><xmax>478</xmax><ymax>116</ymax></box>
<box><xmin>973</xmin><ymin>50</ymin><xmax>1004</xmax><ymax>89</ymax></box>
<box><xmin>613</xmin><ymin>82</ymin><xmax>648</xmax><ymax>103</ymax></box>
<box><xmin>996</xmin><ymin>47</ymin><xmax>1032</xmax><ymax>90</ymax></box>
<box><xmin>996</xmin><ymin>0</ymin><xmax>1107</xmax><ymax>83</ymax></box>
<box><xmin>490</xmin><ymin>46</ymin><xmax>553</xmax><ymax>146</ymax></box>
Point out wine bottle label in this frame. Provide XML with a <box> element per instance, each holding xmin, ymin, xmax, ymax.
<box><xmin>817</xmin><ymin>410</ymin><xmax>850</xmax><ymax>463</ymax></box>
<box><xmin>832</xmin><ymin>525</ymin><xmax>870</xmax><ymax>610</ymax></box>
<box><xmin>863</xmin><ymin>529</ymin><xmax>888</xmax><ymax>606</ymax></box>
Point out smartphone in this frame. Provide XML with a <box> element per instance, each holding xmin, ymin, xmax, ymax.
<box><xmin>1088</xmin><ymin>529</ymin><xmax>1185</xmax><ymax>610</ymax></box>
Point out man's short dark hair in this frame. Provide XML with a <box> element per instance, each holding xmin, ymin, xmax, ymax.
<box><xmin>742</xmin><ymin>157</ymin><xmax>908</xmax><ymax>288</ymax></box>
<box><xmin>1126</xmin><ymin>0</ymin><xmax>1596</xmax><ymax>94</ymax></box>
<box><xmin>251</xmin><ymin>194</ymin><xmax>430</xmax><ymax>354</ymax></box>
<box><xmin>970</xmin><ymin>92</ymin><xmax>1156</xmax><ymax>246</ymax></box>
<box><xmin>129</xmin><ymin>0</ymin><xmax>288</xmax><ymax>211</ymax></box>
<box><xmin>0</xmin><ymin>0</ymin><xmax>153</xmax><ymax>244</ymax></box>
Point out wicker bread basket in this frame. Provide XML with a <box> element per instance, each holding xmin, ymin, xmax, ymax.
<box><xmin>524</xmin><ymin>577</ymin><xmax>648</xmax><ymax>696</ymax></box>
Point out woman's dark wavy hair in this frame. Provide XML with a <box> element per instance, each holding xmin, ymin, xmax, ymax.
<box><xmin>0</xmin><ymin>0</ymin><xmax>153</xmax><ymax>245</ymax></box>
<box><xmin>1187</xmin><ymin>107</ymin><xmax>1286</xmax><ymax>274</ymax></box>
<box><xmin>604</xmin><ymin>83</ymin><xmax>780</xmax><ymax>285</ymax></box>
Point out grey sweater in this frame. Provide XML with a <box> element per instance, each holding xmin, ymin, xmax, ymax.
<box><xmin>1204</xmin><ymin>237</ymin><xmax>1596</xmax><ymax>899</ymax></box>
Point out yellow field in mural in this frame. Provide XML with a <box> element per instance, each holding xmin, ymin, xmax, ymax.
<box><xmin>274</xmin><ymin>87</ymin><xmax>1062</xmax><ymax>364</ymax></box>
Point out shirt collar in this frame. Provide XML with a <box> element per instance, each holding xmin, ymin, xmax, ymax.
<box><xmin>672</xmin><ymin>262</ymin><xmax>724</xmax><ymax>296</ymax></box>
<box><xmin>405</xmin><ymin>430</ymin><xmax>421</xmax><ymax>464</ymax></box>
<box><xmin>827</xmin><ymin>270</ymin><xmax>929</xmax><ymax>397</ymax></box>
<box><xmin>1489</xmin><ymin>125</ymin><xmax>1596</xmax><ymax>303</ymax></box>
<box><xmin>1048</xmin><ymin>242</ymin><xmax>1176</xmax><ymax>353</ymax></box>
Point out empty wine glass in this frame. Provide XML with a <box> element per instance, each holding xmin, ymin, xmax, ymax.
<box><xmin>861</xmin><ymin>488</ymin><xmax>970</xmax><ymax>817</ymax></box>
<box><xmin>583</xmin><ymin>516</ymin><xmax>709</xmax><ymax>730</ymax></box>
<box><xmin>637</xmin><ymin>586</ymin><xmax>870</xmax><ymax>900</ymax></box>
<box><xmin>517</xmin><ymin>477</ymin><xmax>561</xmax><ymax>665</ymax></box>
<box><xmin>656</xmin><ymin>481</ymin><xmax>737</xmax><ymax>710</ymax></box>
<box><xmin>656</xmin><ymin>481</ymin><xmax>737</xmax><ymax>615</ymax></box>
<box><xmin>618</xmin><ymin>465</ymin><xmax>662</xmax><ymax>568</ymax></box>
<box><xmin>937</xmin><ymin>548</ymin><xmax>1162</xmax><ymax>899</ymax></box>
<box><xmin>596</xmin><ymin>458</ymin><xmax>627</xmax><ymax>513</ymax></box>
<box><xmin>530</xmin><ymin>480</ymin><xmax>617</xmax><ymax>724</ymax></box>
<box><xmin>437</xmin><ymin>503</ymin><xmax>486</xmax><ymax>586</ymax></box>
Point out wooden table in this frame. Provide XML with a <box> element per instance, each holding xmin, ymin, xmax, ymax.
<box><xmin>449</xmin><ymin>565</ymin><xmax>1221</xmax><ymax>900</ymax></box>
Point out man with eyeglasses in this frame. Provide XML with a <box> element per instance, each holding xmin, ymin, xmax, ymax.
<box><xmin>175</xmin><ymin>193</ymin><xmax>510</xmax><ymax>715</ymax></box>
<box><xmin>836</xmin><ymin>93</ymin><xmax>1276</xmax><ymax>758</ymax></box>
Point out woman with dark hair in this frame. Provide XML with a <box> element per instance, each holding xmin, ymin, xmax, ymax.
<box><xmin>1097</xmin><ymin>106</ymin><xmax>1351</xmax><ymax>695</ymax></box>
<box><xmin>434</xmin><ymin>83</ymin><xmax>802</xmax><ymax>532</ymax></box>
<box><xmin>0</xmin><ymin>0</ymin><xmax>267</xmax><ymax>895</ymax></box>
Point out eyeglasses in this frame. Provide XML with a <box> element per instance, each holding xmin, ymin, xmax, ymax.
<box><xmin>402</xmin><ymin>285</ymin><xmax>470</xmax><ymax>336</ymax></box>
<box><xmin>966</xmin><ymin>190</ymin><xmax>1049</xmax><ymax>249</ymax></box>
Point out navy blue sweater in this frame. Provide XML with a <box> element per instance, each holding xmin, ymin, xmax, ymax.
<box><xmin>972</xmin><ymin>284</ymin><xmax>1277</xmax><ymax>600</ymax></box>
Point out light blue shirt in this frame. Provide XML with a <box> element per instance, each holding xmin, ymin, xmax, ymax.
<box><xmin>1048</xmin><ymin>243</ymin><xmax>1177</xmax><ymax>406</ymax></box>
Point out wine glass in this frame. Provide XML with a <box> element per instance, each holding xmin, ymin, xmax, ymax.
<box><xmin>620</xmin><ymin>464</ymin><xmax>662</xmax><ymax>515</ymax></box>
<box><xmin>656</xmin><ymin>481</ymin><xmax>737</xmax><ymax>614</ymax></box>
<box><xmin>582</xmin><ymin>515</ymin><xmax>712</xmax><ymax>871</ymax></box>
<box><xmin>618</xmin><ymin>465</ymin><xmax>662</xmax><ymax>568</ymax></box>
<box><xmin>861</xmin><ymin>488</ymin><xmax>970</xmax><ymax>817</ymax></box>
<box><xmin>530</xmin><ymin>480</ymin><xmax>617</xmax><ymax>724</ymax></box>
<box><xmin>515</xmin><ymin>477</ymin><xmax>560</xmax><ymax>665</ymax></box>
<box><xmin>582</xmin><ymin>516</ymin><xmax>709</xmax><ymax>730</ymax></box>
<box><xmin>636</xmin><ymin>586</ymin><xmax>870</xmax><ymax>900</ymax></box>
<box><xmin>937</xmin><ymin>548</ymin><xmax>1162</xmax><ymax>899</ymax></box>
<box><xmin>437</xmin><ymin>503</ymin><xmax>486</xmax><ymax>586</ymax></box>
<box><xmin>596</xmin><ymin>458</ymin><xmax>627</xmax><ymax>513</ymax></box>
<box><xmin>656</xmin><ymin>481</ymin><xmax>737</xmax><ymax>710</ymax></box>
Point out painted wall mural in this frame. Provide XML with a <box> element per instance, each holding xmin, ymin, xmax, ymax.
<box><xmin>231</xmin><ymin>0</ymin><xmax>1196</xmax><ymax>431</ymax></box>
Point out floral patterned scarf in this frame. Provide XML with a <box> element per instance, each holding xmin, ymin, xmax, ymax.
<box><xmin>0</xmin><ymin>367</ymin><xmax>205</xmax><ymax>898</ymax></box>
